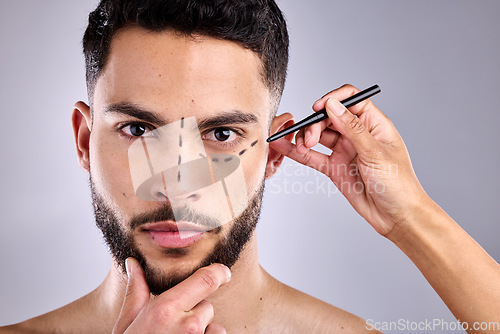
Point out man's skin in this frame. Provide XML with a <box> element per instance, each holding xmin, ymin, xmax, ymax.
<box><xmin>1</xmin><ymin>26</ymin><xmax>499</xmax><ymax>333</ymax></box>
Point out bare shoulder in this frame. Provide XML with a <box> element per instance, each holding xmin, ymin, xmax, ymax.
<box><xmin>270</xmin><ymin>282</ymin><xmax>382</xmax><ymax>334</ymax></box>
<box><xmin>0</xmin><ymin>324</ymin><xmax>29</xmax><ymax>334</ymax></box>
<box><xmin>0</xmin><ymin>314</ymin><xmax>58</xmax><ymax>334</ymax></box>
<box><xmin>0</xmin><ymin>304</ymin><xmax>81</xmax><ymax>334</ymax></box>
<box><xmin>0</xmin><ymin>291</ymin><xmax>110</xmax><ymax>334</ymax></box>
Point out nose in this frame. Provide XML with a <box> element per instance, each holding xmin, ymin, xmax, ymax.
<box><xmin>144</xmin><ymin>156</ymin><xmax>212</xmax><ymax>202</ymax></box>
<box><xmin>148</xmin><ymin>176</ymin><xmax>201</xmax><ymax>204</ymax></box>
<box><xmin>128</xmin><ymin>116</ymin><xmax>210</xmax><ymax>202</ymax></box>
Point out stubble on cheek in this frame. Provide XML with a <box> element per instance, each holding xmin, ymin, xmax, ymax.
<box><xmin>91</xmin><ymin>129</ymin><xmax>139</xmax><ymax>209</ymax></box>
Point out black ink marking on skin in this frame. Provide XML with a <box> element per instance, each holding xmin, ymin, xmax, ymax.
<box><xmin>212</xmin><ymin>157</ymin><xmax>219</xmax><ymax>162</ymax></box>
<box><xmin>224</xmin><ymin>157</ymin><xmax>233</xmax><ymax>162</ymax></box>
<box><xmin>199</xmin><ymin>153</ymin><xmax>205</xmax><ymax>158</ymax></box>
<box><xmin>179</xmin><ymin>134</ymin><xmax>182</xmax><ymax>147</ymax></box>
<box><xmin>177</xmin><ymin>170</ymin><xmax>181</xmax><ymax>182</ymax></box>
<box><xmin>178</xmin><ymin>155</ymin><xmax>182</xmax><ymax>165</ymax></box>
<box><xmin>238</xmin><ymin>149</ymin><xmax>247</xmax><ymax>156</ymax></box>
<box><xmin>181</xmin><ymin>117</ymin><xmax>184</xmax><ymax>128</ymax></box>
<box><xmin>251</xmin><ymin>140</ymin><xmax>258</xmax><ymax>147</ymax></box>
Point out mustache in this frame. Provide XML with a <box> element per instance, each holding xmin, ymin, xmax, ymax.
<box><xmin>129</xmin><ymin>203</ymin><xmax>221</xmax><ymax>231</ymax></box>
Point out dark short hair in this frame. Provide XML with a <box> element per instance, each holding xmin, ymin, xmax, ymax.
<box><xmin>83</xmin><ymin>0</ymin><xmax>289</xmax><ymax>108</ymax></box>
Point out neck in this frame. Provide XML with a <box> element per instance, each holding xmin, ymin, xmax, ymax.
<box><xmin>93</xmin><ymin>230</ymin><xmax>276</xmax><ymax>331</ymax></box>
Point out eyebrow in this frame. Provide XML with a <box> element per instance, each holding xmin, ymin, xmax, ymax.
<box><xmin>104</xmin><ymin>102</ymin><xmax>167</xmax><ymax>125</ymax></box>
<box><xmin>197</xmin><ymin>110</ymin><xmax>258</xmax><ymax>130</ymax></box>
<box><xmin>103</xmin><ymin>102</ymin><xmax>259</xmax><ymax>129</ymax></box>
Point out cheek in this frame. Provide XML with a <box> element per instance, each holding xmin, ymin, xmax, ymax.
<box><xmin>241</xmin><ymin>148</ymin><xmax>267</xmax><ymax>196</ymax></box>
<box><xmin>90</xmin><ymin>131</ymin><xmax>135</xmax><ymax>202</ymax></box>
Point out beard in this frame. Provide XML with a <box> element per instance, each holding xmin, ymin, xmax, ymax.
<box><xmin>89</xmin><ymin>174</ymin><xmax>265</xmax><ymax>296</ymax></box>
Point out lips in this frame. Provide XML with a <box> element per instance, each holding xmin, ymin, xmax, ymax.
<box><xmin>142</xmin><ymin>221</ymin><xmax>208</xmax><ymax>232</ymax></box>
<box><xmin>142</xmin><ymin>221</ymin><xmax>207</xmax><ymax>248</ymax></box>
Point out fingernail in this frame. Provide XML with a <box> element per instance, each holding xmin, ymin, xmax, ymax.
<box><xmin>221</xmin><ymin>264</ymin><xmax>231</xmax><ymax>281</ymax></box>
<box><xmin>305</xmin><ymin>130</ymin><xmax>311</xmax><ymax>145</ymax></box>
<box><xmin>125</xmin><ymin>258</ymin><xmax>132</xmax><ymax>278</ymax></box>
<box><xmin>328</xmin><ymin>98</ymin><xmax>346</xmax><ymax>117</ymax></box>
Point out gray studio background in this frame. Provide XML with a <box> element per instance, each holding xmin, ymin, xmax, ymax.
<box><xmin>1</xmin><ymin>0</ymin><xmax>499</xmax><ymax>332</ymax></box>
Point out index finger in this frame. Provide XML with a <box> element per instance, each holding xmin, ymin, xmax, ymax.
<box><xmin>313</xmin><ymin>84</ymin><xmax>377</xmax><ymax>118</ymax></box>
<box><xmin>156</xmin><ymin>263</ymin><xmax>231</xmax><ymax>311</ymax></box>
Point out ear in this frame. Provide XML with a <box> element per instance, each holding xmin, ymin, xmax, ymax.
<box><xmin>71</xmin><ymin>101</ymin><xmax>92</xmax><ymax>173</ymax></box>
<box><xmin>265</xmin><ymin>113</ymin><xmax>295</xmax><ymax>179</ymax></box>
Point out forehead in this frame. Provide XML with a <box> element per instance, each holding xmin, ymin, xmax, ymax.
<box><xmin>93</xmin><ymin>26</ymin><xmax>270</xmax><ymax>122</ymax></box>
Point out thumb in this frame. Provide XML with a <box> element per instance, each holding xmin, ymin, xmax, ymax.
<box><xmin>325</xmin><ymin>97</ymin><xmax>377</xmax><ymax>156</ymax></box>
<box><xmin>112</xmin><ymin>258</ymin><xmax>151</xmax><ymax>334</ymax></box>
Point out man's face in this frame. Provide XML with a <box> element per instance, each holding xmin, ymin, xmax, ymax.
<box><xmin>87</xmin><ymin>27</ymin><xmax>272</xmax><ymax>294</ymax></box>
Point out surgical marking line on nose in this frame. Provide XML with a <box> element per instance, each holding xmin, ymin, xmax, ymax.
<box><xmin>161</xmin><ymin>170</ymin><xmax>168</xmax><ymax>200</ymax></box>
<box><xmin>138</xmin><ymin>119</ymin><xmax>259</xmax><ymax>203</ymax></box>
<box><xmin>178</xmin><ymin>120</ymin><xmax>184</xmax><ymax>182</ymax></box>
<box><xmin>140</xmin><ymin>137</ymin><xmax>155</xmax><ymax>176</ymax></box>
<box><xmin>206</xmin><ymin>153</ymin><xmax>216</xmax><ymax>185</ymax></box>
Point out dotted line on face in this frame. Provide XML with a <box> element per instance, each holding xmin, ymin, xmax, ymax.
<box><xmin>178</xmin><ymin>118</ymin><xmax>185</xmax><ymax>182</ymax></box>
<box><xmin>205</xmin><ymin>139</ymin><xmax>259</xmax><ymax>162</ymax></box>
<box><xmin>177</xmin><ymin>119</ymin><xmax>260</xmax><ymax>182</ymax></box>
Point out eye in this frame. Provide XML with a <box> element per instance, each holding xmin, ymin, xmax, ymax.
<box><xmin>203</xmin><ymin>127</ymin><xmax>241</xmax><ymax>144</ymax></box>
<box><xmin>120</xmin><ymin>123</ymin><xmax>154</xmax><ymax>138</ymax></box>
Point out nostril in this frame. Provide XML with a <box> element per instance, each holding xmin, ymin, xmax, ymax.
<box><xmin>156</xmin><ymin>191</ymin><xmax>167</xmax><ymax>201</ymax></box>
<box><xmin>187</xmin><ymin>193</ymin><xmax>198</xmax><ymax>200</ymax></box>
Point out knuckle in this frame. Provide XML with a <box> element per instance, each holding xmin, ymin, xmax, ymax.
<box><xmin>197</xmin><ymin>267</ymin><xmax>219</xmax><ymax>289</ymax></box>
<box><xmin>347</xmin><ymin>116</ymin><xmax>366</xmax><ymax>134</ymax></box>
<box><xmin>149</xmin><ymin>303</ymin><xmax>176</xmax><ymax>323</ymax></box>
<box><xmin>183</xmin><ymin>317</ymin><xmax>204</xmax><ymax>334</ymax></box>
<box><xmin>201</xmin><ymin>299</ymin><xmax>214</xmax><ymax>315</ymax></box>
<box><xmin>302</xmin><ymin>150</ymin><xmax>313</xmax><ymax>165</ymax></box>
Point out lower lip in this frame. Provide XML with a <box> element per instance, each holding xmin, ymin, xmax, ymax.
<box><xmin>147</xmin><ymin>230</ymin><xmax>205</xmax><ymax>248</ymax></box>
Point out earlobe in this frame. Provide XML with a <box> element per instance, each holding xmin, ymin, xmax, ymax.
<box><xmin>265</xmin><ymin>113</ymin><xmax>295</xmax><ymax>179</ymax></box>
<box><xmin>71</xmin><ymin>101</ymin><xmax>92</xmax><ymax>173</ymax></box>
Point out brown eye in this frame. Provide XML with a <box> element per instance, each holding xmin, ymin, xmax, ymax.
<box><xmin>214</xmin><ymin>128</ymin><xmax>232</xmax><ymax>141</ymax></box>
<box><xmin>130</xmin><ymin>124</ymin><xmax>146</xmax><ymax>136</ymax></box>
<box><xmin>201</xmin><ymin>127</ymin><xmax>241</xmax><ymax>147</ymax></box>
<box><xmin>121</xmin><ymin>123</ymin><xmax>153</xmax><ymax>137</ymax></box>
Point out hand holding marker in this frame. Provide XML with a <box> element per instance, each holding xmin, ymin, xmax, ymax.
<box><xmin>266</xmin><ymin>84</ymin><xmax>381</xmax><ymax>142</ymax></box>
